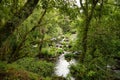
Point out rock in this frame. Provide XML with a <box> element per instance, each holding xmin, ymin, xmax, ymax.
<box><xmin>51</xmin><ymin>37</ymin><xmax>57</xmax><ymax>41</ymax></box>
<box><xmin>32</xmin><ymin>44</ymin><xmax>38</xmax><ymax>47</ymax></box>
<box><xmin>56</xmin><ymin>44</ymin><xmax>63</xmax><ymax>48</ymax></box>
<box><xmin>73</xmin><ymin>50</ymin><xmax>82</xmax><ymax>55</ymax></box>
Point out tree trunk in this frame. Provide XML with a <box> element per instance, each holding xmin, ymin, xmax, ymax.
<box><xmin>81</xmin><ymin>1</ymin><xmax>98</xmax><ymax>62</ymax></box>
<box><xmin>81</xmin><ymin>17</ymin><xmax>91</xmax><ymax>62</ymax></box>
<box><xmin>0</xmin><ymin>0</ymin><xmax>39</xmax><ymax>46</ymax></box>
<box><xmin>0</xmin><ymin>0</ymin><xmax>2</xmax><ymax>3</ymax></box>
<box><xmin>8</xmin><ymin>9</ymin><xmax>47</xmax><ymax>63</ymax></box>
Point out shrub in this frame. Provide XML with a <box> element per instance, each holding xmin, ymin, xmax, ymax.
<box><xmin>15</xmin><ymin>57</ymin><xmax>55</xmax><ymax>77</ymax></box>
<box><xmin>0</xmin><ymin>61</ymin><xmax>7</xmax><ymax>71</ymax></box>
<box><xmin>70</xmin><ymin>64</ymin><xmax>87</xmax><ymax>79</ymax></box>
<box><xmin>41</xmin><ymin>48</ymin><xmax>49</xmax><ymax>56</ymax></box>
<box><xmin>0</xmin><ymin>61</ymin><xmax>41</xmax><ymax>80</ymax></box>
<box><xmin>70</xmin><ymin>62</ymin><xmax>114</xmax><ymax>80</ymax></box>
<box><xmin>64</xmin><ymin>53</ymin><xmax>75</xmax><ymax>61</ymax></box>
<box><xmin>52</xmin><ymin>76</ymin><xmax>66</xmax><ymax>80</ymax></box>
<box><xmin>41</xmin><ymin>48</ymin><xmax>57</xmax><ymax>58</ymax></box>
<box><xmin>57</xmin><ymin>48</ymin><xmax>64</xmax><ymax>54</ymax></box>
<box><xmin>49</xmin><ymin>47</ymin><xmax>57</xmax><ymax>57</ymax></box>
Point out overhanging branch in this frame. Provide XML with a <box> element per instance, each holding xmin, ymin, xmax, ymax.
<box><xmin>0</xmin><ymin>0</ymin><xmax>39</xmax><ymax>46</ymax></box>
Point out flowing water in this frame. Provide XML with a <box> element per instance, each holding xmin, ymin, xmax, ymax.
<box><xmin>54</xmin><ymin>34</ymin><xmax>77</xmax><ymax>79</ymax></box>
<box><xmin>54</xmin><ymin>52</ymin><xmax>76</xmax><ymax>80</ymax></box>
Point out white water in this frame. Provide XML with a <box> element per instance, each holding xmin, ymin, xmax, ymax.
<box><xmin>54</xmin><ymin>52</ymin><xmax>76</xmax><ymax>80</ymax></box>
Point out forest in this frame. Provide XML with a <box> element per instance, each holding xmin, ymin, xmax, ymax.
<box><xmin>0</xmin><ymin>0</ymin><xmax>120</xmax><ymax>80</ymax></box>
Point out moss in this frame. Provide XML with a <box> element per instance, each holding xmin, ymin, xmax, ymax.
<box><xmin>0</xmin><ymin>61</ymin><xmax>42</xmax><ymax>80</ymax></box>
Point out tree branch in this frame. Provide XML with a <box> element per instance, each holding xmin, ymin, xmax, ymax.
<box><xmin>79</xmin><ymin>0</ymin><xmax>86</xmax><ymax>13</ymax></box>
<box><xmin>9</xmin><ymin>9</ymin><xmax>47</xmax><ymax>62</ymax></box>
<box><xmin>106</xmin><ymin>2</ymin><xmax>120</xmax><ymax>6</ymax></box>
<box><xmin>0</xmin><ymin>0</ymin><xmax>39</xmax><ymax>46</ymax></box>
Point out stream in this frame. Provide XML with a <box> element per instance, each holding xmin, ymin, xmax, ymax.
<box><xmin>53</xmin><ymin>34</ymin><xmax>77</xmax><ymax>79</ymax></box>
<box><xmin>54</xmin><ymin>51</ymin><xmax>76</xmax><ymax>80</ymax></box>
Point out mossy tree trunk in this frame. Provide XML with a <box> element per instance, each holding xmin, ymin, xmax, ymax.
<box><xmin>0</xmin><ymin>0</ymin><xmax>39</xmax><ymax>47</ymax></box>
<box><xmin>0</xmin><ymin>0</ymin><xmax>39</xmax><ymax>62</ymax></box>
<box><xmin>80</xmin><ymin>0</ymin><xmax>99</xmax><ymax>62</ymax></box>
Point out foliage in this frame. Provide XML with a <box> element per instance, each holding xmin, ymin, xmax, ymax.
<box><xmin>69</xmin><ymin>0</ymin><xmax>120</xmax><ymax>80</ymax></box>
<box><xmin>41</xmin><ymin>47</ymin><xmax>57</xmax><ymax>58</ymax></box>
<box><xmin>0</xmin><ymin>61</ymin><xmax>42</xmax><ymax>80</ymax></box>
<box><xmin>57</xmin><ymin>48</ymin><xmax>64</xmax><ymax>54</ymax></box>
<box><xmin>64</xmin><ymin>53</ymin><xmax>75</xmax><ymax>61</ymax></box>
<box><xmin>70</xmin><ymin>62</ymin><xmax>113</xmax><ymax>80</ymax></box>
<box><xmin>0</xmin><ymin>0</ymin><xmax>120</xmax><ymax>80</ymax></box>
<box><xmin>15</xmin><ymin>57</ymin><xmax>54</xmax><ymax>77</ymax></box>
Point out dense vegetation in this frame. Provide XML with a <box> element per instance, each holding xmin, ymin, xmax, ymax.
<box><xmin>0</xmin><ymin>0</ymin><xmax>120</xmax><ymax>80</ymax></box>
